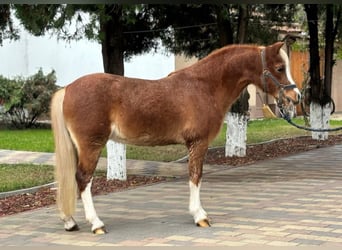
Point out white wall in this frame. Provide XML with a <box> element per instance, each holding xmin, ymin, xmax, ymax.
<box><xmin>0</xmin><ymin>28</ymin><xmax>174</xmax><ymax>87</ymax></box>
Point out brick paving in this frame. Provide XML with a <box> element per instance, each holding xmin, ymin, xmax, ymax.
<box><xmin>1</xmin><ymin>145</ymin><xmax>342</xmax><ymax>246</ymax></box>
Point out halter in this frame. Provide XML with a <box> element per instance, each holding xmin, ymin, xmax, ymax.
<box><xmin>260</xmin><ymin>48</ymin><xmax>342</xmax><ymax>132</ymax></box>
<box><xmin>260</xmin><ymin>48</ymin><xmax>297</xmax><ymax>109</ymax></box>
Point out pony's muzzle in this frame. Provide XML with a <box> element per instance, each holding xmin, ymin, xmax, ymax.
<box><xmin>285</xmin><ymin>88</ymin><xmax>301</xmax><ymax>105</ymax></box>
<box><xmin>286</xmin><ymin>95</ymin><xmax>300</xmax><ymax>105</ymax></box>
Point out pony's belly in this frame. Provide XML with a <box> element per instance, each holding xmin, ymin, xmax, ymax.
<box><xmin>109</xmin><ymin>124</ymin><xmax>184</xmax><ymax>146</ymax></box>
<box><xmin>110</xmin><ymin>133</ymin><xmax>183</xmax><ymax>146</ymax></box>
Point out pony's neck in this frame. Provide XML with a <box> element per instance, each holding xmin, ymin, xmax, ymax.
<box><xmin>191</xmin><ymin>45</ymin><xmax>262</xmax><ymax>112</ymax></box>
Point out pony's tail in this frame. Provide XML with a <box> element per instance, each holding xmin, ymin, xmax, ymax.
<box><xmin>50</xmin><ymin>88</ymin><xmax>78</xmax><ymax>218</ymax></box>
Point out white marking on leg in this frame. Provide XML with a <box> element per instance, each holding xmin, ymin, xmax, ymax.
<box><xmin>61</xmin><ymin>214</ymin><xmax>78</xmax><ymax>231</ymax></box>
<box><xmin>81</xmin><ymin>179</ymin><xmax>105</xmax><ymax>232</ymax></box>
<box><xmin>189</xmin><ymin>180</ymin><xmax>208</xmax><ymax>223</ymax></box>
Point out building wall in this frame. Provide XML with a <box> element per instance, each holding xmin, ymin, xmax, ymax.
<box><xmin>174</xmin><ymin>54</ymin><xmax>198</xmax><ymax>71</ymax></box>
<box><xmin>332</xmin><ymin>60</ymin><xmax>342</xmax><ymax>114</ymax></box>
<box><xmin>290</xmin><ymin>50</ymin><xmax>342</xmax><ymax>115</ymax></box>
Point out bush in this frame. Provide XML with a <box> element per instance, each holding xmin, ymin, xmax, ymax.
<box><xmin>0</xmin><ymin>69</ymin><xmax>59</xmax><ymax>128</ymax></box>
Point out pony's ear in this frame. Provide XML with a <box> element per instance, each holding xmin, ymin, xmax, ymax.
<box><xmin>270</xmin><ymin>42</ymin><xmax>284</xmax><ymax>53</ymax></box>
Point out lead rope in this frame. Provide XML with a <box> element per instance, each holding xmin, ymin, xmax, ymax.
<box><xmin>260</xmin><ymin>47</ymin><xmax>342</xmax><ymax>132</ymax></box>
<box><xmin>278</xmin><ymin>106</ymin><xmax>342</xmax><ymax>132</ymax></box>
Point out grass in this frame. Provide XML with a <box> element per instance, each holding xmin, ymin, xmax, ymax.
<box><xmin>1</xmin><ymin>117</ymin><xmax>342</xmax><ymax>192</ymax></box>
<box><xmin>0</xmin><ymin>129</ymin><xmax>54</xmax><ymax>152</ymax></box>
<box><xmin>0</xmin><ymin>164</ymin><xmax>55</xmax><ymax>192</ymax></box>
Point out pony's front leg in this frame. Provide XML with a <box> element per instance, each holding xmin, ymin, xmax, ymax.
<box><xmin>80</xmin><ymin>178</ymin><xmax>107</xmax><ymax>234</ymax></box>
<box><xmin>189</xmin><ymin>180</ymin><xmax>210</xmax><ymax>227</ymax></box>
<box><xmin>187</xmin><ymin>141</ymin><xmax>210</xmax><ymax>227</ymax></box>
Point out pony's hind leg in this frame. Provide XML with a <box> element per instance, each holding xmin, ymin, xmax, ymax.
<box><xmin>80</xmin><ymin>177</ymin><xmax>107</xmax><ymax>234</ymax></box>
<box><xmin>76</xmin><ymin>146</ymin><xmax>106</xmax><ymax>234</ymax></box>
<box><xmin>61</xmin><ymin>215</ymin><xmax>79</xmax><ymax>232</ymax></box>
<box><xmin>187</xmin><ymin>140</ymin><xmax>210</xmax><ymax>227</ymax></box>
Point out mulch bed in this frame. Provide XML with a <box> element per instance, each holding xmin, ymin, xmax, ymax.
<box><xmin>204</xmin><ymin>134</ymin><xmax>342</xmax><ymax>166</ymax></box>
<box><xmin>0</xmin><ymin>176</ymin><xmax>165</xmax><ymax>217</ymax></box>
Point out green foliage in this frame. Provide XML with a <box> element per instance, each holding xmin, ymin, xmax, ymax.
<box><xmin>0</xmin><ymin>4</ymin><xmax>19</xmax><ymax>45</ymax></box>
<box><xmin>337</xmin><ymin>46</ymin><xmax>342</xmax><ymax>60</ymax></box>
<box><xmin>0</xmin><ymin>76</ymin><xmax>21</xmax><ymax>122</ymax></box>
<box><xmin>0</xmin><ymin>75</ymin><xmax>17</xmax><ymax>103</ymax></box>
<box><xmin>0</xmin><ymin>69</ymin><xmax>58</xmax><ymax>129</ymax></box>
<box><xmin>155</xmin><ymin>4</ymin><xmax>297</xmax><ymax>59</ymax></box>
<box><xmin>291</xmin><ymin>42</ymin><xmax>308</xmax><ymax>52</ymax></box>
<box><xmin>154</xmin><ymin>4</ymin><xmax>219</xmax><ymax>58</ymax></box>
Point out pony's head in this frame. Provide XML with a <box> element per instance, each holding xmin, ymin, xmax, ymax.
<box><xmin>259</xmin><ymin>42</ymin><xmax>301</xmax><ymax>118</ymax></box>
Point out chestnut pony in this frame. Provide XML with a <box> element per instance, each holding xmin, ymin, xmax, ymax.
<box><xmin>51</xmin><ymin>42</ymin><xmax>300</xmax><ymax>234</ymax></box>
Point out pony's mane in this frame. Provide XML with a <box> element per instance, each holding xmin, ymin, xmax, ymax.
<box><xmin>168</xmin><ymin>44</ymin><xmax>260</xmax><ymax>77</ymax></box>
<box><xmin>207</xmin><ymin>43</ymin><xmax>259</xmax><ymax>57</ymax></box>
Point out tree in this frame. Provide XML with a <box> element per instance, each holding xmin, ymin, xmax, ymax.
<box><xmin>323</xmin><ymin>5</ymin><xmax>341</xmax><ymax>100</ymax></box>
<box><xmin>225</xmin><ymin>4</ymin><xmax>250</xmax><ymax>157</ymax></box>
<box><xmin>304</xmin><ymin>4</ymin><xmax>342</xmax><ymax>140</ymax></box>
<box><xmin>304</xmin><ymin>5</ymin><xmax>323</xmax><ymax>104</ymax></box>
<box><xmin>155</xmin><ymin>4</ymin><xmax>296</xmax><ymax>56</ymax></box>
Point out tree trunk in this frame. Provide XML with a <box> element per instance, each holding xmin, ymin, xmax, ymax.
<box><xmin>100</xmin><ymin>4</ymin><xmax>126</xmax><ymax>180</ymax></box>
<box><xmin>236</xmin><ymin>4</ymin><xmax>248</xmax><ymax>44</ymax></box>
<box><xmin>323</xmin><ymin>4</ymin><xmax>341</xmax><ymax>99</ymax></box>
<box><xmin>106</xmin><ymin>140</ymin><xmax>126</xmax><ymax>180</ymax></box>
<box><xmin>100</xmin><ymin>5</ymin><xmax>124</xmax><ymax>75</ymax></box>
<box><xmin>225</xmin><ymin>4</ymin><xmax>250</xmax><ymax>157</ymax></box>
<box><xmin>216</xmin><ymin>5</ymin><xmax>234</xmax><ymax>46</ymax></box>
<box><xmin>305</xmin><ymin>4</ymin><xmax>341</xmax><ymax>140</ymax></box>
<box><xmin>304</xmin><ymin>4</ymin><xmax>321</xmax><ymax>103</ymax></box>
<box><xmin>304</xmin><ymin>4</ymin><xmax>329</xmax><ymax>140</ymax></box>
<box><xmin>324</xmin><ymin>4</ymin><xmax>334</xmax><ymax>98</ymax></box>
<box><xmin>310</xmin><ymin>102</ymin><xmax>330</xmax><ymax>140</ymax></box>
<box><xmin>225</xmin><ymin>112</ymin><xmax>248</xmax><ymax>157</ymax></box>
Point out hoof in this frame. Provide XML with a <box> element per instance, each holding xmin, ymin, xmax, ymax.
<box><xmin>93</xmin><ymin>226</ymin><xmax>107</xmax><ymax>235</ymax></box>
<box><xmin>65</xmin><ymin>224</ymin><xmax>80</xmax><ymax>232</ymax></box>
<box><xmin>196</xmin><ymin>219</ymin><xmax>211</xmax><ymax>228</ymax></box>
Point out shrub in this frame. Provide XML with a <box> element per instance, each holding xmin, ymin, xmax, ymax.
<box><xmin>0</xmin><ymin>69</ymin><xmax>58</xmax><ymax>128</ymax></box>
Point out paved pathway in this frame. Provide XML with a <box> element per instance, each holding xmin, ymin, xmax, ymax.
<box><xmin>1</xmin><ymin>145</ymin><xmax>342</xmax><ymax>246</ymax></box>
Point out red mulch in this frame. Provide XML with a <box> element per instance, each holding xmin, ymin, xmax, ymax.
<box><xmin>0</xmin><ymin>176</ymin><xmax>165</xmax><ymax>217</ymax></box>
<box><xmin>204</xmin><ymin>134</ymin><xmax>342</xmax><ymax>166</ymax></box>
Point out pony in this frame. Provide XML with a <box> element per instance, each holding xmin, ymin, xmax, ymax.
<box><xmin>50</xmin><ymin>42</ymin><xmax>300</xmax><ymax>234</ymax></box>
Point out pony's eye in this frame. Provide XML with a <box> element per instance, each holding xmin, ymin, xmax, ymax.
<box><xmin>276</xmin><ymin>66</ymin><xmax>285</xmax><ymax>73</ymax></box>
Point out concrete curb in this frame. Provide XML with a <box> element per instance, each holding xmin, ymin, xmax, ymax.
<box><xmin>0</xmin><ymin>182</ymin><xmax>56</xmax><ymax>199</ymax></box>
